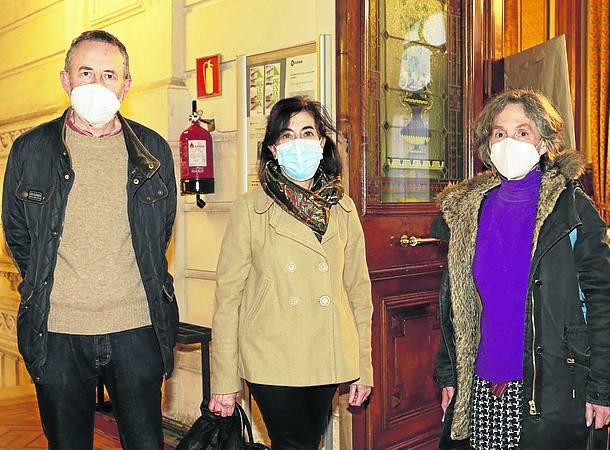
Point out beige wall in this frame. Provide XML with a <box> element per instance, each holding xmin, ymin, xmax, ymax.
<box><xmin>0</xmin><ymin>0</ymin><xmax>337</xmax><ymax>440</ymax></box>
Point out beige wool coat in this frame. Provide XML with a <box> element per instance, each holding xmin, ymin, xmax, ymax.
<box><xmin>211</xmin><ymin>186</ymin><xmax>373</xmax><ymax>394</ymax></box>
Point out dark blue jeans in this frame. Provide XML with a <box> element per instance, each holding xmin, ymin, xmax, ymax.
<box><xmin>35</xmin><ymin>326</ymin><xmax>164</xmax><ymax>450</ymax></box>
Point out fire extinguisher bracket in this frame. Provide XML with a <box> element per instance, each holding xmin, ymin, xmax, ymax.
<box><xmin>181</xmin><ymin>178</ymin><xmax>214</xmax><ymax>195</ymax></box>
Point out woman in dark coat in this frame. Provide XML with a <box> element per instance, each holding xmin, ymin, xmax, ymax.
<box><xmin>433</xmin><ymin>88</ymin><xmax>610</xmax><ymax>450</ymax></box>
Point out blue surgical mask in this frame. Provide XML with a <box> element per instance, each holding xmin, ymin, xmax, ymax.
<box><xmin>275</xmin><ymin>139</ymin><xmax>323</xmax><ymax>181</ymax></box>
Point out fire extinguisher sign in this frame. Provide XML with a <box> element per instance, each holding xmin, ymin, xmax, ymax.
<box><xmin>196</xmin><ymin>54</ymin><xmax>221</xmax><ymax>98</ymax></box>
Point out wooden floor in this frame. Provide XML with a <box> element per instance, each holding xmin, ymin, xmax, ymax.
<box><xmin>0</xmin><ymin>386</ymin><xmax>122</xmax><ymax>450</ymax></box>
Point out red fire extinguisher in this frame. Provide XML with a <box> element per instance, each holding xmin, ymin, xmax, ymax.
<box><xmin>179</xmin><ymin>100</ymin><xmax>215</xmax><ymax>208</ymax></box>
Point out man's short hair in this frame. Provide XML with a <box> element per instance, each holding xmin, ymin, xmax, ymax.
<box><xmin>64</xmin><ymin>30</ymin><xmax>130</xmax><ymax>79</ymax></box>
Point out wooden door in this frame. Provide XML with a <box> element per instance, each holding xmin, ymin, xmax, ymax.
<box><xmin>336</xmin><ymin>0</ymin><xmax>487</xmax><ymax>448</ymax></box>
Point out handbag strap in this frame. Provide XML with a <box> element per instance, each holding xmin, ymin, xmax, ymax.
<box><xmin>234</xmin><ymin>402</ymin><xmax>255</xmax><ymax>443</ymax></box>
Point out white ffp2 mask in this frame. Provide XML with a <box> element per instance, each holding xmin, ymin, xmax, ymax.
<box><xmin>70</xmin><ymin>83</ymin><xmax>121</xmax><ymax>128</ymax></box>
<box><xmin>490</xmin><ymin>138</ymin><xmax>541</xmax><ymax>180</ymax></box>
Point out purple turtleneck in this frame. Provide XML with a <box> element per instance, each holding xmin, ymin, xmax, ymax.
<box><xmin>473</xmin><ymin>168</ymin><xmax>542</xmax><ymax>383</ymax></box>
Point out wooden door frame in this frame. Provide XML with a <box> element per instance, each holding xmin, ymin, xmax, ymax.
<box><xmin>335</xmin><ymin>0</ymin><xmax>497</xmax><ymax>447</ymax></box>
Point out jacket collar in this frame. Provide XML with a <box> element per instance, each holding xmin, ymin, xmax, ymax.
<box><xmin>252</xmin><ymin>186</ymin><xmax>351</xmax><ymax>253</ymax></box>
<box><xmin>118</xmin><ymin>113</ymin><xmax>160</xmax><ymax>178</ymax></box>
<box><xmin>57</xmin><ymin>109</ymin><xmax>160</xmax><ymax>179</ymax></box>
<box><xmin>252</xmin><ymin>185</ymin><xmax>353</xmax><ymax>214</ymax></box>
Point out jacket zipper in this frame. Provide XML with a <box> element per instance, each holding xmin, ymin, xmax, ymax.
<box><xmin>529</xmin><ymin>290</ymin><xmax>538</xmax><ymax>415</ymax></box>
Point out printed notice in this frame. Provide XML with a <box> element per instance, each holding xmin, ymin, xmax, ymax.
<box><xmin>249</xmin><ymin>66</ymin><xmax>265</xmax><ymax>116</ymax></box>
<box><xmin>285</xmin><ymin>53</ymin><xmax>316</xmax><ymax>99</ymax></box>
<box><xmin>264</xmin><ymin>63</ymin><xmax>282</xmax><ymax>115</ymax></box>
<box><xmin>188</xmin><ymin>140</ymin><xmax>207</xmax><ymax>167</ymax></box>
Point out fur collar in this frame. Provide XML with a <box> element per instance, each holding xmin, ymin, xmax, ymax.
<box><xmin>438</xmin><ymin>151</ymin><xmax>582</xmax><ymax>439</ymax></box>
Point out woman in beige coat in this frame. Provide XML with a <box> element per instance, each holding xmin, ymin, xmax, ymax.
<box><xmin>208</xmin><ymin>96</ymin><xmax>373</xmax><ymax>450</ymax></box>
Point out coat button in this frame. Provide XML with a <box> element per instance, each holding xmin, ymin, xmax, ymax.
<box><xmin>64</xmin><ymin>173</ymin><xmax>70</xmax><ymax>180</ymax></box>
<box><xmin>536</xmin><ymin>346</ymin><xmax>543</xmax><ymax>355</ymax></box>
<box><xmin>318</xmin><ymin>262</ymin><xmax>329</xmax><ymax>272</ymax></box>
<box><xmin>319</xmin><ymin>295</ymin><xmax>331</xmax><ymax>307</ymax></box>
<box><xmin>288</xmin><ymin>297</ymin><xmax>299</xmax><ymax>307</ymax></box>
<box><xmin>148</xmin><ymin>163</ymin><xmax>154</xmax><ymax>169</ymax></box>
<box><xmin>286</xmin><ymin>263</ymin><xmax>296</xmax><ymax>273</ymax></box>
<box><xmin>133</xmin><ymin>178</ymin><xmax>140</xmax><ymax>185</ymax></box>
<box><xmin>534</xmin><ymin>279</ymin><xmax>543</xmax><ymax>286</ymax></box>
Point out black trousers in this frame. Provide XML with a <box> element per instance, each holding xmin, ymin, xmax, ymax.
<box><xmin>248</xmin><ymin>382</ymin><xmax>338</xmax><ymax>450</ymax></box>
<box><xmin>35</xmin><ymin>326</ymin><xmax>164</xmax><ymax>450</ymax></box>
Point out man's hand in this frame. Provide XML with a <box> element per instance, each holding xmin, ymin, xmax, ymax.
<box><xmin>348</xmin><ymin>384</ymin><xmax>372</xmax><ymax>407</ymax></box>
<box><xmin>441</xmin><ymin>387</ymin><xmax>455</xmax><ymax>413</ymax></box>
<box><xmin>208</xmin><ymin>392</ymin><xmax>238</xmax><ymax>417</ymax></box>
<box><xmin>585</xmin><ymin>402</ymin><xmax>610</xmax><ymax>429</ymax></box>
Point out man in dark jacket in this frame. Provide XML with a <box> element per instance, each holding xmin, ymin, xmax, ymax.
<box><xmin>2</xmin><ymin>30</ymin><xmax>178</xmax><ymax>450</ymax></box>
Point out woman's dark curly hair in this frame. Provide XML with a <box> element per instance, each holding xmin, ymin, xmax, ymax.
<box><xmin>258</xmin><ymin>96</ymin><xmax>342</xmax><ymax>181</ymax></box>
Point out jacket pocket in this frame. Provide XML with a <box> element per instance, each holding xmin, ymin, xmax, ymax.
<box><xmin>565</xmin><ymin>325</ymin><xmax>591</xmax><ymax>366</ymax></box>
<box><xmin>138</xmin><ymin>179</ymin><xmax>168</xmax><ymax>205</ymax></box>
<box><xmin>245</xmin><ymin>278</ymin><xmax>270</xmax><ymax>323</ymax></box>
<box><xmin>564</xmin><ymin>325</ymin><xmax>591</xmax><ymax>401</ymax></box>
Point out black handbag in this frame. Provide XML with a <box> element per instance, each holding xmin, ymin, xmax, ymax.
<box><xmin>586</xmin><ymin>425</ymin><xmax>609</xmax><ymax>450</ymax></box>
<box><xmin>177</xmin><ymin>401</ymin><xmax>269</xmax><ymax>450</ymax></box>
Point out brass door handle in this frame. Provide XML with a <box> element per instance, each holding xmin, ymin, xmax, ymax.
<box><xmin>400</xmin><ymin>235</ymin><xmax>442</xmax><ymax>247</ymax></box>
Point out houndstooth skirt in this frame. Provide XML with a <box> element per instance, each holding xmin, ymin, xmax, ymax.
<box><xmin>470</xmin><ymin>375</ymin><xmax>523</xmax><ymax>450</ymax></box>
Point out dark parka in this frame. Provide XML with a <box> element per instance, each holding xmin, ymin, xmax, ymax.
<box><xmin>2</xmin><ymin>110</ymin><xmax>178</xmax><ymax>384</ymax></box>
<box><xmin>433</xmin><ymin>152</ymin><xmax>610</xmax><ymax>450</ymax></box>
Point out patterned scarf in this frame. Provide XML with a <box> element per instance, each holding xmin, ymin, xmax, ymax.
<box><xmin>261</xmin><ymin>161</ymin><xmax>344</xmax><ymax>241</ymax></box>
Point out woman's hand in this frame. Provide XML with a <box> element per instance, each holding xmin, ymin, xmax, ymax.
<box><xmin>349</xmin><ymin>383</ymin><xmax>372</xmax><ymax>406</ymax></box>
<box><xmin>208</xmin><ymin>392</ymin><xmax>239</xmax><ymax>417</ymax></box>
<box><xmin>586</xmin><ymin>402</ymin><xmax>610</xmax><ymax>429</ymax></box>
<box><xmin>441</xmin><ymin>387</ymin><xmax>455</xmax><ymax>414</ymax></box>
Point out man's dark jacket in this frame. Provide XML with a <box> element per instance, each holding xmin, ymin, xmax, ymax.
<box><xmin>2</xmin><ymin>109</ymin><xmax>178</xmax><ymax>384</ymax></box>
<box><xmin>432</xmin><ymin>152</ymin><xmax>610</xmax><ymax>450</ymax></box>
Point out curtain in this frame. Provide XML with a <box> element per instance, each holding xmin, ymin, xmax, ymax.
<box><xmin>588</xmin><ymin>1</ymin><xmax>610</xmax><ymax>223</ymax></box>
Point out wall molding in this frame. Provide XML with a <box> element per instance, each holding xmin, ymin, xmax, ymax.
<box><xmin>0</xmin><ymin>311</ymin><xmax>16</xmax><ymax>338</ymax></box>
<box><xmin>0</xmin><ymin>271</ymin><xmax>21</xmax><ymax>293</ymax></box>
<box><xmin>0</xmin><ymin>50</ymin><xmax>64</xmax><ymax>82</ymax></box>
<box><xmin>90</xmin><ymin>0</ymin><xmax>146</xmax><ymax>28</ymax></box>
<box><xmin>0</xmin><ymin>127</ymin><xmax>34</xmax><ymax>156</ymax></box>
<box><xmin>0</xmin><ymin>0</ymin><xmax>64</xmax><ymax>34</ymax></box>
<box><xmin>184</xmin><ymin>269</ymin><xmax>216</xmax><ymax>280</ymax></box>
<box><xmin>129</xmin><ymin>76</ymin><xmax>187</xmax><ymax>96</ymax></box>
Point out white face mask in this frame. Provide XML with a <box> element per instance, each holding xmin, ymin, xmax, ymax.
<box><xmin>275</xmin><ymin>139</ymin><xmax>324</xmax><ymax>181</ymax></box>
<box><xmin>490</xmin><ymin>137</ymin><xmax>542</xmax><ymax>180</ymax></box>
<box><xmin>70</xmin><ymin>83</ymin><xmax>121</xmax><ymax>128</ymax></box>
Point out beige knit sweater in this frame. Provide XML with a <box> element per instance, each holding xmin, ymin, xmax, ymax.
<box><xmin>47</xmin><ymin>126</ymin><xmax>151</xmax><ymax>334</ymax></box>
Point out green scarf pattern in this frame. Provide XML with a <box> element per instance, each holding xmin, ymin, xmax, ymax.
<box><xmin>261</xmin><ymin>161</ymin><xmax>344</xmax><ymax>241</ymax></box>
